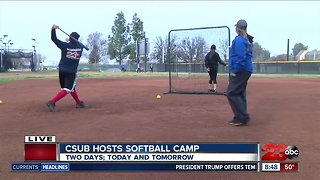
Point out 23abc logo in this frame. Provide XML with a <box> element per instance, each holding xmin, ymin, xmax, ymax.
<box><xmin>261</xmin><ymin>144</ymin><xmax>299</xmax><ymax>161</ymax></box>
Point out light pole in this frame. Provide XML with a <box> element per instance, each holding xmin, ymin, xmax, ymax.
<box><xmin>0</xmin><ymin>35</ymin><xmax>8</xmax><ymax>72</ymax></box>
<box><xmin>7</xmin><ymin>40</ymin><xmax>11</xmax><ymax>51</ymax></box>
<box><xmin>0</xmin><ymin>49</ymin><xmax>2</xmax><ymax>72</ymax></box>
<box><xmin>32</xmin><ymin>45</ymin><xmax>36</xmax><ymax>72</ymax></box>
<box><xmin>31</xmin><ymin>38</ymin><xmax>37</xmax><ymax>72</ymax></box>
<box><xmin>2</xmin><ymin>39</ymin><xmax>11</xmax><ymax>52</ymax></box>
<box><xmin>8</xmin><ymin>42</ymin><xmax>13</xmax><ymax>52</ymax></box>
<box><xmin>31</xmin><ymin>38</ymin><xmax>36</xmax><ymax>54</ymax></box>
<box><xmin>31</xmin><ymin>38</ymin><xmax>36</xmax><ymax>45</ymax></box>
<box><xmin>3</xmin><ymin>35</ymin><xmax>8</xmax><ymax>51</ymax></box>
<box><xmin>3</xmin><ymin>43</ymin><xmax>7</xmax><ymax>52</ymax></box>
<box><xmin>0</xmin><ymin>40</ymin><xmax>2</xmax><ymax>72</ymax></box>
<box><xmin>31</xmin><ymin>38</ymin><xmax>36</xmax><ymax>49</ymax></box>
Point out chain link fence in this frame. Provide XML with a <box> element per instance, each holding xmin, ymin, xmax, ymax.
<box><xmin>68</xmin><ymin>61</ymin><xmax>320</xmax><ymax>74</ymax></box>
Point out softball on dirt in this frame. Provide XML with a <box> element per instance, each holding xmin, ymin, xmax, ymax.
<box><xmin>156</xmin><ymin>95</ymin><xmax>161</xmax><ymax>99</ymax></box>
<box><xmin>0</xmin><ymin>100</ymin><xmax>3</xmax><ymax>104</ymax></box>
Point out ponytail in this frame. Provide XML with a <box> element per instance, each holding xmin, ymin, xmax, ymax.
<box><xmin>236</xmin><ymin>27</ymin><xmax>248</xmax><ymax>40</ymax></box>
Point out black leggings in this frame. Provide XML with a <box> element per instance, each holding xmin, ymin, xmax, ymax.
<box><xmin>208</xmin><ymin>68</ymin><xmax>218</xmax><ymax>84</ymax></box>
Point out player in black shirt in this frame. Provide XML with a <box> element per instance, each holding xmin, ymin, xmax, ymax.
<box><xmin>204</xmin><ymin>44</ymin><xmax>227</xmax><ymax>93</ymax></box>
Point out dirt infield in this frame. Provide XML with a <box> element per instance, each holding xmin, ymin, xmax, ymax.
<box><xmin>0</xmin><ymin>76</ymin><xmax>319</xmax><ymax>180</ymax></box>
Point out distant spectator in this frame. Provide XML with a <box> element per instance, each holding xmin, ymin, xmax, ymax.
<box><xmin>136</xmin><ymin>63</ymin><xmax>141</xmax><ymax>73</ymax></box>
<box><xmin>150</xmin><ymin>63</ymin><xmax>154</xmax><ymax>72</ymax></box>
<box><xmin>120</xmin><ymin>64</ymin><xmax>126</xmax><ymax>72</ymax></box>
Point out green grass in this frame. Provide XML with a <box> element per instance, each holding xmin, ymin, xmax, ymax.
<box><xmin>0</xmin><ymin>71</ymin><xmax>169</xmax><ymax>84</ymax></box>
<box><xmin>0</xmin><ymin>78</ymin><xmax>15</xmax><ymax>84</ymax></box>
<box><xmin>0</xmin><ymin>71</ymin><xmax>58</xmax><ymax>84</ymax></box>
<box><xmin>77</xmin><ymin>71</ymin><xmax>168</xmax><ymax>78</ymax></box>
<box><xmin>1</xmin><ymin>71</ymin><xmax>320</xmax><ymax>85</ymax></box>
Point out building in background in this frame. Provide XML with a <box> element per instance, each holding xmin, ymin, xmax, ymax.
<box><xmin>296</xmin><ymin>50</ymin><xmax>320</xmax><ymax>60</ymax></box>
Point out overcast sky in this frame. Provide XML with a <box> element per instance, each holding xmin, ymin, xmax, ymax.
<box><xmin>0</xmin><ymin>1</ymin><xmax>319</xmax><ymax>65</ymax></box>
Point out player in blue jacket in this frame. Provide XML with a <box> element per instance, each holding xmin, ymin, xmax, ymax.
<box><xmin>227</xmin><ymin>19</ymin><xmax>253</xmax><ymax>126</ymax></box>
<box><xmin>47</xmin><ymin>24</ymin><xmax>86</xmax><ymax>112</ymax></box>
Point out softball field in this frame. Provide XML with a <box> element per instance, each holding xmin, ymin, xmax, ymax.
<box><xmin>0</xmin><ymin>72</ymin><xmax>319</xmax><ymax>180</ymax></box>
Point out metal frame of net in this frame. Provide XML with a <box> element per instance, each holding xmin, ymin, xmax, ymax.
<box><xmin>166</xmin><ymin>26</ymin><xmax>230</xmax><ymax>95</ymax></box>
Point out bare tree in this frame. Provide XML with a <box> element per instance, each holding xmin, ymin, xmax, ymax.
<box><xmin>176</xmin><ymin>36</ymin><xmax>208</xmax><ymax>72</ymax></box>
<box><xmin>219</xmin><ymin>39</ymin><xmax>229</xmax><ymax>61</ymax></box>
<box><xmin>151</xmin><ymin>36</ymin><xmax>165</xmax><ymax>63</ymax></box>
<box><xmin>193</xmin><ymin>36</ymin><xmax>207</xmax><ymax>62</ymax></box>
<box><xmin>86</xmin><ymin>32</ymin><xmax>108</xmax><ymax>64</ymax></box>
<box><xmin>151</xmin><ymin>35</ymin><xmax>178</xmax><ymax>64</ymax></box>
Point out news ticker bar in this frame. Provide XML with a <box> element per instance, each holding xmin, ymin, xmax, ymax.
<box><xmin>11</xmin><ymin>162</ymin><xmax>259</xmax><ymax>172</ymax></box>
<box><xmin>11</xmin><ymin>162</ymin><xmax>299</xmax><ymax>172</ymax></box>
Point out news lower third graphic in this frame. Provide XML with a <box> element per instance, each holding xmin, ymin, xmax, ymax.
<box><xmin>10</xmin><ymin>136</ymin><xmax>300</xmax><ymax>172</ymax></box>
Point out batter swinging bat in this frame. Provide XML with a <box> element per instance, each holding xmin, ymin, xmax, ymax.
<box><xmin>57</xmin><ymin>27</ymin><xmax>89</xmax><ymax>51</ymax></box>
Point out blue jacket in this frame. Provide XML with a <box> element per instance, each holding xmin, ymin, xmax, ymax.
<box><xmin>51</xmin><ymin>29</ymin><xmax>83</xmax><ymax>73</ymax></box>
<box><xmin>229</xmin><ymin>35</ymin><xmax>253</xmax><ymax>73</ymax></box>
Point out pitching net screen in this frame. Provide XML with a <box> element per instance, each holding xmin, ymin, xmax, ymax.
<box><xmin>3</xmin><ymin>51</ymin><xmax>34</xmax><ymax>71</ymax></box>
<box><xmin>167</xmin><ymin>26</ymin><xmax>230</xmax><ymax>94</ymax></box>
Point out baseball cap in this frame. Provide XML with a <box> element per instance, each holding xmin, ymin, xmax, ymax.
<box><xmin>70</xmin><ymin>32</ymin><xmax>80</xmax><ymax>40</ymax></box>
<box><xmin>235</xmin><ymin>19</ymin><xmax>247</xmax><ymax>30</ymax></box>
